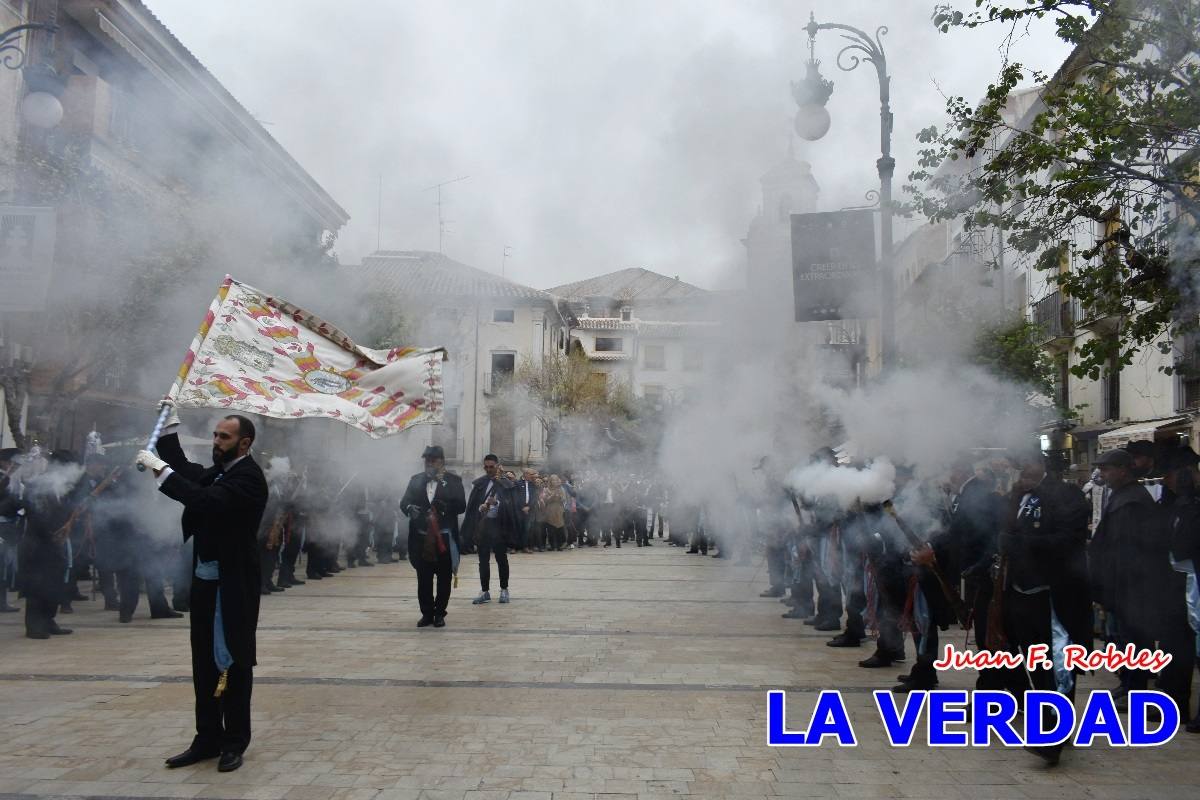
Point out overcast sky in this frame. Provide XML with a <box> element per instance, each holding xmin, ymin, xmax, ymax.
<box><xmin>149</xmin><ymin>0</ymin><xmax>1073</xmax><ymax>291</ymax></box>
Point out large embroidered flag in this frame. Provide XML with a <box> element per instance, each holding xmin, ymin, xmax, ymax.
<box><xmin>168</xmin><ymin>276</ymin><xmax>445</xmax><ymax>438</ymax></box>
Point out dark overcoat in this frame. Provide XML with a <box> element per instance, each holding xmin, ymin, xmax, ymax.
<box><xmin>156</xmin><ymin>432</ymin><xmax>268</xmax><ymax>666</ymax></box>
<box><xmin>1089</xmin><ymin>480</ymin><xmax>1171</xmax><ymax>639</ymax></box>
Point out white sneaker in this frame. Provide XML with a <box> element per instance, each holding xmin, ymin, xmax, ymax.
<box><xmin>472</xmin><ymin>591</ymin><xmax>491</xmax><ymax>604</ymax></box>
<box><xmin>499</xmin><ymin>589</ymin><xmax>510</xmax><ymax>603</ymax></box>
<box><xmin>569</xmin><ymin>543</ymin><xmax>576</xmax><ymax>549</ymax></box>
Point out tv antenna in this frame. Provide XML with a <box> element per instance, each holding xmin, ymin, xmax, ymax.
<box><xmin>424</xmin><ymin>175</ymin><xmax>470</xmax><ymax>254</ymax></box>
<box><xmin>501</xmin><ymin>245</ymin><xmax>512</xmax><ymax>278</ymax></box>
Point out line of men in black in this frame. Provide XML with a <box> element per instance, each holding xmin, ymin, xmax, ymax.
<box><xmin>1</xmin><ymin>447</ymin><xmax>186</xmax><ymax>638</ymax></box>
<box><xmin>759</xmin><ymin>442</ymin><xmax>1200</xmax><ymax>765</ymax></box>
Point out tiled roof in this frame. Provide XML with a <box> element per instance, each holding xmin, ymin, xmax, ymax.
<box><xmin>547</xmin><ymin>268</ymin><xmax>708</xmax><ymax>302</ymax></box>
<box><xmin>356</xmin><ymin>251</ymin><xmax>553</xmax><ymax>301</ymax></box>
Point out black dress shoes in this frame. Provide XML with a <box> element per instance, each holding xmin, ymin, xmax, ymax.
<box><xmin>119</xmin><ymin>613</ymin><xmax>132</xmax><ymax>623</ymax></box>
<box><xmin>48</xmin><ymin>624</ymin><xmax>72</xmax><ymax>635</ymax></box>
<box><xmin>858</xmin><ymin>652</ymin><xmax>895</xmax><ymax>668</ymax></box>
<box><xmin>152</xmin><ymin>610</ymin><xmax>184</xmax><ymax>619</ymax></box>
<box><xmin>165</xmin><ymin>748</ymin><xmax>218</xmax><ymax>769</ymax></box>
<box><xmin>417</xmin><ymin>615</ymin><xmax>433</xmax><ymax>627</ymax></box>
<box><xmin>826</xmin><ymin>634</ymin><xmax>862</xmax><ymax>647</ymax></box>
<box><xmin>26</xmin><ymin>630</ymin><xmax>49</xmax><ymax>639</ymax></box>
<box><xmin>433</xmin><ymin>615</ymin><xmax>446</xmax><ymax>628</ymax></box>
<box><xmin>217</xmin><ymin>751</ymin><xmax>243</xmax><ymax>772</ymax></box>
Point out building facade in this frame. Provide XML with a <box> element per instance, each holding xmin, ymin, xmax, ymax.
<box><xmin>356</xmin><ymin>250</ymin><xmax>569</xmax><ymax>468</ymax></box>
<box><xmin>1</xmin><ymin>0</ymin><xmax>348</xmax><ymax>450</ymax></box>
<box><xmin>547</xmin><ymin>268</ymin><xmax>716</xmax><ymax>408</ymax></box>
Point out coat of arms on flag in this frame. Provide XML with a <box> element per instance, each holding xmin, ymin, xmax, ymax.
<box><xmin>169</xmin><ymin>276</ymin><xmax>445</xmax><ymax>438</ymax></box>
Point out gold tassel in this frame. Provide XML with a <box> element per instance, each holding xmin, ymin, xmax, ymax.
<box><xmin>453</xmin><ymin>572</ymin><xmax>459</xmax><ymax>588</ymax></box>
<box><xmin>214</xmin><ymin>669</ymin><xmax>228</xmax><ymax>698</ymax></box>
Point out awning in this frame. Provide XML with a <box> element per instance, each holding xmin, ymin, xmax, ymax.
<box><xmin>1097</xmin><ymin>417</ymin><xmax>1190</xmax><ymax>452</ymax></box>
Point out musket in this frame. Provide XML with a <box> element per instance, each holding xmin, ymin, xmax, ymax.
<box><xmin>53</xmin><ymin>466</ymin><xmax>123</xmax><ymax>544</ymax></box>
<box><xmin>881</xmin><ymin>500</ymin><xmax>970</xmax><ymax>629</ymax></box>
<box><xmin>331</xmin><ymin>472</ymin><xmax>358</xmax><ymax>503</ymax></box>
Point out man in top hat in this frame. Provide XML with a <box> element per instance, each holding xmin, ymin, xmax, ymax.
<box><xmin>399</xmin><ymin>446</ymin><xmax>466</xmax><ymax>627</ymax></box>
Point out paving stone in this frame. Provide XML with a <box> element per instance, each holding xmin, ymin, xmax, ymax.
<box><xmin>0</xmin><ymin>548</ymin><xmax>1197</xmax><ymax>799</ymax></box>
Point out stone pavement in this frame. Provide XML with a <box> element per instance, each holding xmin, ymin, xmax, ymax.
<box><xmin>0</xmin><ymin>542</ymin><xmax>1196</xmax><ymax>800</ymax></box>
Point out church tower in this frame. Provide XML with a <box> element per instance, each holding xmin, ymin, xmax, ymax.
<box><xmin>744</xmin><ymin>142</ymin><xmax>820</xmax><ymax>298</ymax></box>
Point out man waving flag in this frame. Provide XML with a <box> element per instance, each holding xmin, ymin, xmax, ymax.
<box><xmin>163</xmin><ymin>275</ymin><xmax>445</xmax><ymax>438</ymax></box>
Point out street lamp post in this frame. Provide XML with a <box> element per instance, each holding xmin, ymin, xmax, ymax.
<box><xmin>796</xmin><ymin>12</ymin><xmax>896</xmax><ymax>371</ymax></box>
<box><xmin>1</xmin><ymin>23</ymin><xmax>56</xmax><ymax>71</ymax></box>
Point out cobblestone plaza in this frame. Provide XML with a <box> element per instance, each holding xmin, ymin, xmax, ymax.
<box><xmin>0</xmin><ymin>547</ymin><xmax>1195</xmax><ymax>800</ymax></box>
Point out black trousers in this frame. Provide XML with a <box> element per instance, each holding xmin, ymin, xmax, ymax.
<box><xmin>414</xmin><ymin>549</ymin><xmax>453</xmax><ymax>617</ymax></box>
<box><xmin>842</xmin><ymin>555</ymin><xmax>867</xmax><ymax>641</ymax></box>
<box><xmin>1156</xmin><ymin>574</ymin><xmax>1194</xmax><ymax>717</ymax></box>
<box><xmin>115</xmin><ymin>569</ymin><xmax>140</xmax><ymax>617</ymax></box>
<box><xmin>23</xmin><ymin>592</ymin><xmax>58</xmax><ymax>635</ymax></box>
<box><xmin>189</xmin><ymin>578</ymin><xmax>252</xmax><ymax>755</ymax></box>
<box><xmin>766</xmin><ymin>544</ymin><xmax>787</xmax><ymax>591</ymax></box>
<box><xmin>633</xmin><ymin>509</ymin><xmax>649</xmax><ymax>546</ymax></box>
<box><xmin>348</xmin><ymin>521</ymin><xmax>371</xmax><ymax>566</ymax></box>
<box><xmin>477</xmin><ymin>520</ymin><xmax>509</xmax><ymax>592</ymax></box>
<box><xmin>280</xmin><ymin>530</ymin><xmax>302</xmax><ymax>579</ymax></box>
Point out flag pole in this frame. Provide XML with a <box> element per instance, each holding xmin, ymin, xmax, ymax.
<box><xmin>136</xmin><ymin>275</ymin><xmax>235</xmax><ymax>471</ymax></box>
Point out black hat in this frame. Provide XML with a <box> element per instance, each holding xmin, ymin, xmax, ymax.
<box><xmin>422</xmin><ymin>445</ymin><xmax>445</xmax><ymax>461</ymax></box>
<box><xmin>1126</xmin><ymin>440</ymin><xmax>1157</xmax><ymax>459</ymax></box>
<box><xmin>1094</xmin><ymin>449</ymin><xmax>1135</xmax><ymax>469</ymax></box>
<box><xmin>1163</xmin><ymin>446</ymin><xmax>1200</xmax><ymax>471</ymax></box>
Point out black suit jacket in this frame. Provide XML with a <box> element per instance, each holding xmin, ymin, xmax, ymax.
<box><xmin>400</xmin><ymin>471</ymin><xmax>467</xmax><ymax>564</ymax></box>
<box><xmin>462</xmin><ymin>474</ymin><xmax>516</xmax><ymax>544</ymax></box>
<box><xmin>156</xmin><ymin>432</ymin><xmax>268</xmax><ymax>666</ymax></box>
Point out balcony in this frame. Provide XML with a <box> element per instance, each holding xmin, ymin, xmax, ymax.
<box><xmin>1031</xmin><ymin>291</ymin><xmax>1077</xmax><ymax>351</ymax></box>
<box><xmin>1076</xmin><ymin>291</ymin><xmax>1125</xmax><ymax>333</ymax></box>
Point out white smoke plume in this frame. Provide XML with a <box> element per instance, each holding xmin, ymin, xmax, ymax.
<box><xmin>786</xmin><ymin>459</ymin><xmax>896</xmax><ymax>509</ymax></box>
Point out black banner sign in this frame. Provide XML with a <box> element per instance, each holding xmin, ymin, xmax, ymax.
<box><xmin>791</xmin><ymin>209</ymin><xmax>877</xmax><ymax>322</ymax></box>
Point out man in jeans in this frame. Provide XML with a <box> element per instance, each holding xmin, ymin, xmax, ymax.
<box><xmin>462</xmin><ymin>455</ymin><xmax>515</xmax><ymax>605</ymax></box>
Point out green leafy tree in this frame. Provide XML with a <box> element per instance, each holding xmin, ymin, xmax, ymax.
<box><xmin>910</xmin><ymin>0</ymin><xmax>1200</xmax><ymax>379</ymax></box>
<box><xmin>971</xmin><ymin>316</ymin><xmax>1057</xmax><ymax>399</ymax></box>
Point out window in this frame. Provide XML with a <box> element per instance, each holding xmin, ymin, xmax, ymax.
<box><xmin>493</xmin><ymin>309</ymin><xmax>515</xmax><ymax>323</ymax></box>
<box><xmin>491</xmin><ymin>352</ymin><xmax>516</xmax><ymax>375</ymax></box>
<box><xmin>620</xmin><ymin>307</ymin><xmax>633</xmax><ymax>322</ymax></box>
<box><xmin>643</xmin><ymin>344</ymin><xmax>665</xmax><ymax>370</ymax></box>
<box><xmin>1102</xmin><ymin>348</ymin><xmax>1120</xmax><ymax>421</ymax></box>
<box><xmin>683</xmin><ymin>346</ymin><xmax>703</xmax><ymax>372</ymax></box>
<box><xmin>595</xmin><ymin>337</ymin><xmax>623</xmax><ymax>352</ymax></box>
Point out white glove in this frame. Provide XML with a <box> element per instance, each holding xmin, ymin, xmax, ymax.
<box><xmin>161</xmin><ymin>398</ymin><xmax>181</xmax><ymax>430</ymax></box>
<box><xmin>136</xmin><ymin>450</ymin><xmax>168</xmax><ymax>474</ymax></box>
